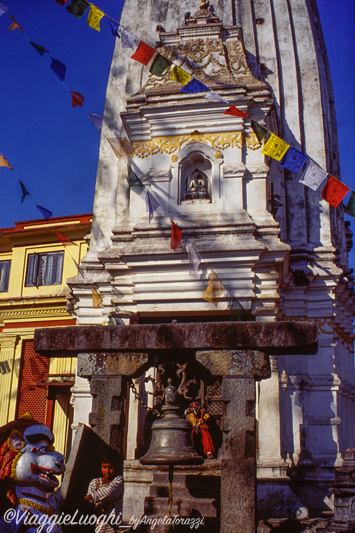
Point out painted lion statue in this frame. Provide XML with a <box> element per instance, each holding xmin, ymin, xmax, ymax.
<box><xmin>0</xmin><ymin>413</ymin><xmax>65</xmax><ymax>533</ymax></box>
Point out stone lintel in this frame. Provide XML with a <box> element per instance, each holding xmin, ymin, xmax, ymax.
<box><xmin>196</xmin><ymin>350</ymin><xmax>270</xmax><ymax>379</ymax></box>
<box><xmin>77</xmin><ymin>352</ymin><xmax>149</xmax><ymax>378</ymax></box>
<box><xmin>34</xmin><ymin>321</ymin><xmax>317</xmax><ymax>357</ymax></box>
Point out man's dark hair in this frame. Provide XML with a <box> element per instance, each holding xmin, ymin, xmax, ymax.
<box><xmin>100</xmin><ymin>450</ymin><xmax>118</xmax><ymax>468</ymax></box>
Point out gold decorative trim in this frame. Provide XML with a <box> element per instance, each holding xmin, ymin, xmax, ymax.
<box><xmin>18</xmin><ymin>499</ymin><xmax>54</xmax><ymax>516</ymax></box>
<box><xmin>279</xmin><ymin>314</ymin><xmax>354</xmax><ymax>349</ymax></box>
<box><xmin>132</xmin><ymin>131</ymin><xmax>257</xmax><ymax>159</ymax></box>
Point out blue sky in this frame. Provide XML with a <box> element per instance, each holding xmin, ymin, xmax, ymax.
<box><xmin>0</xmin><ymin>0</ymin><xmax>354</xmax><ymax>263</ymax></box>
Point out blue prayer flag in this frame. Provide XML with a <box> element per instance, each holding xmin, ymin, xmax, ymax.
<box><xmin>146</xmin><ymin>191</ymin><xmax>160</xmax><ymax>222</ymax></box>
<box><xmin>50</xmin><ymin>58</ymin><xmax>66</xmax><ymax>82</ymax></box>
<box><xmin>19</xmin><ymin>180</ymin><xmax>30</xmax><ymax>204</ymax></box>
<box><xmin>279</xmin><ymin>146</ymin><xmax>307</xmax><ymax>173</ymax></box>
<box><xmin>107</xmin><ymin>17</ymin><xmax>120</xmax><ymax>37</ymax></box>
<box><xmin>36</xmin><ymin>205</ymin><xmax>53</xmax><ymax>220</ymax></box>
<box><xmin>180</xmin><ymin>78</ymin><xmax>209</xmax><ymax>94</ymax></box>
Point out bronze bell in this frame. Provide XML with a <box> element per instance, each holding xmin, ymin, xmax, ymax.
<box><xmin>140</xmin><ymin>378</ymin><xmax>203</xmax><ymax>465</ymax></box>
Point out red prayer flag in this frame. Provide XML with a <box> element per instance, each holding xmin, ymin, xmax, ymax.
<box><xmin>321</xmin><ymin>175</ymin><xmax>350</xmax><ymax>208</ymax></box>
<box><xmin>171</xmin><ymin>220</ymin><xmax>183</xmax><ymax>250</ymax></box>
<box><xmin>55</xmin><ymin>0</ymin><xmax>68</xmax><ymax>4</ymax></box>
<box><xmin>70</xmin><ymin>91</ymin><xmax>84</xmax><ymax>107</ymax></box>
<box><xmin>223</xmin><ymin>105</ymin><xmax>249</xmax><ymax>118</ymax></box>
<box><xmin>53</xmin><ymin>231</ymin><xmax>76</xmax><ymax>246</ymax></box>
<box><xmin>131</xmin><ymin>41</ymin><xmax>156</xmax><ymax>66</ymax></box>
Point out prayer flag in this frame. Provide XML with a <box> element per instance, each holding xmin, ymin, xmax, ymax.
<box><xmin>223</xmin><ymin>105</ymin><xmax>249</xmax><ymax>118</ymax></box>
<box><xmin>279</xmin><ymin>146</ymin><xmax>307</xmax><ymax>173</ymax></box>
<box><xmin>261</xmin><ymin>133</ymin><xmax>290</xmax><ymax>161</ymax></box>
<box><xmin>8</xmin><ymin>14</ymin><xmax>22</xmax><ymax>31</ymax></box>
<box><xmin>344</xmin><ymin>192</ymin><xmax>355</xmax><ymax>218</ymax></box>
<box><xmin>30</xmin><ymin>42</ymin><xmax>49</xmax><ymax>56</ymax></box>
<box><xmin>321</xmin><ymin>176</ymin><xmax>350</xmax><ymax>208</ymax></box>
<box><xmin>89</xmin><ymin>113</ymin><xmax>107</xmax><ymax>130</ymax></box>
<box><xmin>107</xmin><ymin>17</ymin><xmax>120</xmax><ymax>37</ymax></box>
<box><xmin>107</xmin><ymin>136</ymin><xmax>134</xmax><ymax>158</ymax></box>
<box><xmin>53</xmin><ymin>231</ymin><xmax>76</xmax><ymax>246</ymax></box>
<box><xmin>87</xmin><ymin>4</ymin><xmax>104</xmax><ymax>31</ymax></box>
<box><xmin>171</xmin><ymin>220</ymin><xmax>183</xmax><ymax>250</ymax></box>
<box><xmin>50</xmin><ymin>58</ymin><xmax>66</xmax><ymax>82</ymax></box>
<box><xmin>251</xmin><ymin>120</ymin><xmax>268</xmax><ymax>142</ymax></box>
<box><xmin>150</xmin><ymin>55</ymin><xmax>171</xmax><ymax>76</ymax></box>
<box><xmin>70</xmin><ymin>91</ymin><xmax>84</xmax><ymax>107</ymax></box>
<box><xmin>187</xmin><ymin>243</ymin><xmax>202</xmax><ymax>277</ymax></box>
<box><xmin>36</xmin><ymin>205</ymin><xmax>53</xmax><ymax>220</ymax></box>
<box><xmin>170</xmin><ymin>65</ymin><xmax>191</xmax><ymax>86</ymax></box>
<box><xmin>120</xmin><ymin>28</ymin><xmax>136</xmax><ymax>49</ymax></box>
<box><xmin>202</xmin><ymin>271</ymin><xmax>225</xmax><ymax>306</ymax></box>
<box><xmin>131</xmin><ymin>40</ymin><xmax>156</xmax><ymax>66</ymax></box>
<box><xmin>127</xmin><ymin>165</ymin><xmax>145</xmax><ymax>194</ymax></box>
<box><xmin>19</xmin><ymin>181</ymin><xmax>30</xmax><ymax>204</ymax></box>
<box><xmin>180</xmin><ymin>78</ymin><xmax>209</xmax><ymax>94</ymax></box>
<box><xmin>72</xmin><ymin>257</ymin><xmax>84</xmax><ymax>278</ymax></box>
<box><xmin>92</xmin><ymin>286</ymin><xmax>103</xmax><ymax>308</ymax></box>
<box><xmin>55</xmin><ymin>0</ymin><xmax>68</xmax><ymax>4</ymax></box>
<box><xmin>146</xmin><ymin>191</ymin><xmax>160</xmax><ymax>222</ymax></box>
<box><xmin>204</xmin><ymin>91</ymin><xmax>229</xmax><ymax>104</ymax></box>
<box><xmin>299</xmin><ymin>160</ymin><xmax>327</xmax><ymax>191</ymax></box>
<box><xmin>0</xmin><ymin>154</ymin><xmax>13</xmax><ymax>170</ymax></box>
<box><xmin>0</xmin><ymin>3</ymin><xmax>8</xmax><ymax>16</ymax></box>
<box><xmin>66</xmin><ymin>0</ymin><xmax>89</xmax><ymax>19</ymax></box>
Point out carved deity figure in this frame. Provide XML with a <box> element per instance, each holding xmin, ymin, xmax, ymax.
<box><xmin>184</xmin><ymin>168</ymin><xmax>210</xmax><ymax>201</ymax></box>
<box><xmin>185</xmin><ymin>401</ymin><xmax>215</xmax><ymax>459</ymax></box>
<box><xmin>0</xmin><ymin>413</ymin><xmax>65</xmax><ymax>533</ymax></box>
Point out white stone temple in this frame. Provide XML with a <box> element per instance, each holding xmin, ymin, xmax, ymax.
<box><xmin>67</xmin><ymin>0</ymin><xmax>355</xmax><ymax>518</ymax></box>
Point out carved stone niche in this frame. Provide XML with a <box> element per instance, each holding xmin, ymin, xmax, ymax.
<box><xmin>170</xmin><ymin>142</ymin><xmax>223</xmax><ymax>207</ymax></box>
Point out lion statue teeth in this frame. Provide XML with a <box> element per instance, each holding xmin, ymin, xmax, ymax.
<box><xmin>0</xmin><ymin>413</ymin><xmax>65</xmax><ymax>532</ymax></box>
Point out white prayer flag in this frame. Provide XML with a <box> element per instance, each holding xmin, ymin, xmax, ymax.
<box><xmin>120</xmin><ymin>28</ymin><xmax>137</xmax><ymax>49</ymax></box>
<box><xmin>204</xmin><ymin>91</ymin><xmax>229</xmax><ymax>104</ymax></box>
<box><xmin>299</xmin><ymin>160</ymin><xmax>327</xmax><ymax>191</ymax></box>
<box><xmin>0</xmin><ymin>2</ymin><xmax>7</xmax><ymax>16</ymax></box>
<box><xmin>188</xmin><ymin>243</ymin><xmax>202</xmax><ymax>277</ymax></box>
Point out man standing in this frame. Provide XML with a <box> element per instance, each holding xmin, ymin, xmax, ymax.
<box><xmin>85</xmin><ymin>452</ymin><xmax>124</xmax><ymax>533</ymax></box>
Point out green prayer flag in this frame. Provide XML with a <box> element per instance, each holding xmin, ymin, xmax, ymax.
<box><xmin>150</xmin><ymin>55</ymin><xmax>171</xmax><ymax>77</ymax></box>
<box><xmin>251</xmin><ymin>120</ymin><xmax>269</xmax><ymax>142</ymax></box>
<box><xmin>30</xmin><ymin>42</ymin><xmax>49</xmax><ymax>56</ymax></box>
<box><xmin>127</xmin><ymin>165</ymin><xmax>145</xmax><ymax>194</ymax></box>
<box><xmin>66</xmin><ymin>0</ymin><xmax>89</xmax><ymax>18</ymax></box>
<box><xmin>344</xmin><ymin>191</ymin><xmax>355</xmax><ymax>217</ymax></box>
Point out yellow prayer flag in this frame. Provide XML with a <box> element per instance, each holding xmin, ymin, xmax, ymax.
<box><xmin>92</xmin><ymin>286</ymin><xmax>103</xmax><ymax>308</ymax></box>
<box><xmin>170</xmin><ymin>65</ymin><xmax>192</xmax><ymax>86</ymax></box>
<box><xmin>106</xmin><ymin>136</ymin><xmax>134</xmax><ymax>158</ymax></box>
<box><xmin>261</xmin><ymin>133</ymin><xmax>290</xmax><ymax>161</ymax></box>
<box><xmin>0</xmin><ymin>154</ymin><xmax>13</xmax><ymax>170</ymax></box>
<box><xmin>8</xmin><ymin>14</ymin><xmax>23</xmax><ymax>31</ymax></box>
<box><xmin>87</xmin><ymin>4</ymin><xmax>105</xmax><ymax>31</ymax></box>
<box><xmin>202</xmin><ymin>271</ymin><xmax>225</xmax><ymax>307</ymax></box>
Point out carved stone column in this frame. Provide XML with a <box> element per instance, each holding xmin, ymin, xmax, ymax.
<box><xmin>196</xmin><ymin>349</ymin><xmax>270</xmax><ymax>533</ymax></box>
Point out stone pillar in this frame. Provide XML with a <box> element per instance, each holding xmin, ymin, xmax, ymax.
<box><xmin>221</xmin><ymin>375</ymin><xmax>256</xmax><ymax>533</ymax></box>
<box><xmin>89</xmin><ymin>374</ymin><xmax>125</xmax><ymax>453</ymax></box>
<box><xmin>257</xmin><ymin>356</ymin><xmax>287</xmax><ymax>477</ymax></box>
<box><xmin>196</xmin><ymin>349</ymin><xmax>271</xmax><ymax>533</ymax></box>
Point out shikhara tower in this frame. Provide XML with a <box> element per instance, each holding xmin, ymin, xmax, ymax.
<box><xmin>67</xmin><ymin>0</ymin><xmax>355</xmax><ymax>517</ymax></box>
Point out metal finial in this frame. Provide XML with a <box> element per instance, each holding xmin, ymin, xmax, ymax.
<box><xmin>200</xmin><ymin>0</ymin><xmax>209</xmax><ymax>8</ymax></box>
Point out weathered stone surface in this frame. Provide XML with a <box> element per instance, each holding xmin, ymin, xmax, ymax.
<box><xmin>34</xmin><ymin>321</ymin><xmax>317</xmax><ymax>356</ymax></box>
<box><xmin>77</xmin><ymin>352</ymin><xmax>149</xmax><ymax>378</ymax></box>
<box><xmin>196</xmin><ymin>349</ymin><xmax>270</xmax><ymax>378</ymax></box>
<box><xmin>220</xmin><ymin>375</ymin><xmax>256</xmax><ymax>533</ymax></box>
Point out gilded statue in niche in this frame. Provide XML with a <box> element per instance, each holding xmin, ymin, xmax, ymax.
<box><xmin>184</xmin><ymin>168</ymin><xmax>210</xmax><ymax>201</ymax></box>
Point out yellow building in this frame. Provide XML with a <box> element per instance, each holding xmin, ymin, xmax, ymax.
<box><xmin>0</xmin><ymin>213</ymin><xmax>91</xmax><ymax>458</ymax></box>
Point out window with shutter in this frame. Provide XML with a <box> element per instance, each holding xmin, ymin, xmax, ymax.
<box><xmin>0</xmin><ymin>261</ymin><xmax>11</xmax><ymax>292</ymax></box>
<box><xmin>25</xmin><ymin>251</ymin><xmax>64</xmax><ymax>287</ymax></box>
